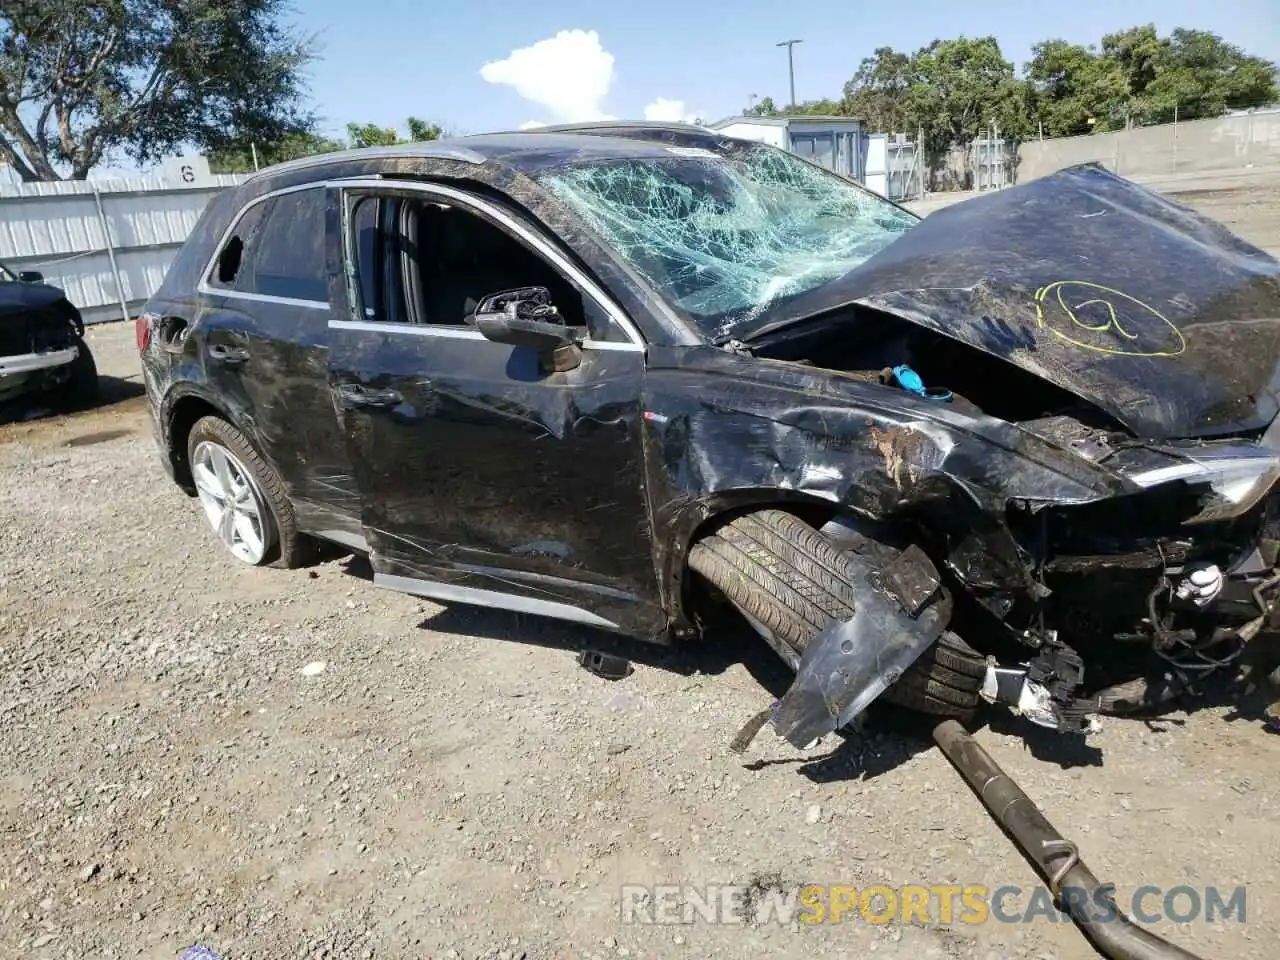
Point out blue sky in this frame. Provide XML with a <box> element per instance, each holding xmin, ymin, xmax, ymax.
<box><xmin>291</xmin><ymin>0</ymin><xmax>1279</xmax><ymax>138</ymax></box>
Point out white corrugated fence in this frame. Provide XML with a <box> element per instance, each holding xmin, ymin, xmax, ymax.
<box><xmin>0</xmin><ymin>174</ymin><xmax>248</xmax><ymax>325</ymax></box>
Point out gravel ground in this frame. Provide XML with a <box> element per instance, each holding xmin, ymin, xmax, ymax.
<box><xmin>3</xmin><ymin>181</ymin><xmax>1280</xmax><ymax>960</ymax></box>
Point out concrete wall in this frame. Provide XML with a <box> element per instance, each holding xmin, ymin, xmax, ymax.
<box><xmin>1018</xmin><ymin>110</ymin><xmax>1280</xmax><ymax>183</ymax></box>
<box><xmin>0</xmin><ymin>174</ymin><xmax>246</xmax><ymax>324</ymax></box>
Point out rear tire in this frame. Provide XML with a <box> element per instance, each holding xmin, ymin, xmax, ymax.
<box><xmin>687</xmin><ymin>508</ymin><xmax>985</xmax><ymax>721</ymax></box>
<box><xmin>185</xmin><ymin>415</ymin><xmax>316</xmax><ymax>569</ymax></box>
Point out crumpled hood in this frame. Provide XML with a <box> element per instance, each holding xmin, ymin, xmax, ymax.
<box><xmin>0</xmin><ymin>281</ymin><xmax>65</xmax><ymax>317</ymax></box>
<box><xmin>770</xmin><ymin>164</ymin><xmax>1280</xmax><ymax>441</ymax></box>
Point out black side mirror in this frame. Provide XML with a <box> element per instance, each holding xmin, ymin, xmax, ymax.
<box><xmin>17</xmin><ymin>270</ymin><xmax>43</xmax><ymax>283</ymax></box>
<box><xmin>473</xmin><ymin>286</ymin><xmax>582</xmax><ymax>371</ymax></box>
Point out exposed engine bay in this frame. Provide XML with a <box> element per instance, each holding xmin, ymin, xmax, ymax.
<box><xmin>746</xmin><ymin>306</ymin><xmax>1280</xmax><ymax>736</ymax></box>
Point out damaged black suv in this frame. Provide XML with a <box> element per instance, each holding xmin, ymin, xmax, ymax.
<box><xmin>139</xmin><ymin>122</ymin><xmax>1280</xmax><ymax>748</ymax></box>
<box><xmin>1</xmin><ymin>261</ymin><xmax>98</xmax><ymax>411</ymax></box>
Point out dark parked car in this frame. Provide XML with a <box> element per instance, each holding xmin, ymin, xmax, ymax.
<box><xmin>0</xmin><ymin>262</ymin><xmax>97</xmax><ymax>409</ymax></box>
<box><xmin>139</xmin><ymin>124</ymin><xmax>1280</xmax><ymax>748</ymax></box>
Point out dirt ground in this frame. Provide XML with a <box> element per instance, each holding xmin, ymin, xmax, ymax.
<box><xmin>3</xmin><ymin>180</ymin><xmax>1280</xmax><ymax>960</ymax></box>
<box><xmin>1162</xmin><ymin>182</ymin><xmax>1280</xmax><ymax>260</ymax></box>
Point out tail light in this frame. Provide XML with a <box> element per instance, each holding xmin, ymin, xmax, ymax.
<box><xmin>136</xmin><ymin>313</ymin><xmax>155</xmax><ymax>352</ymax></box>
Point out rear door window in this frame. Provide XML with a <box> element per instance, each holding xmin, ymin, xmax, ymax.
<box><xmin>210</xmin><ymin>188</ymin><xmax>329</xmax><ymax>303</ymax></box>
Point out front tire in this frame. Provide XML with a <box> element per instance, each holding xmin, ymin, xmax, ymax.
<box><xmin>40</xmin><ymin>340</ymin><xmax>98</xmax><ymax>411</ymax></box>
<box><xmin>64</xmin><ymin>340</ymin><xmax>99</xmax><ymax>407</ymax></box>
<box><xmin>185</xmin><ymin>415</ymin><xmax>314</xmax><ymax>569</ymax></box>
<box><xmin>687</xmin><ymin>508</ymin><xmax>985</xmax><ymax>722</ymax></box>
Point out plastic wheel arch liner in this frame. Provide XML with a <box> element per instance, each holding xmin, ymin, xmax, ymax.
<box><xmin>770</xmin><ymin>541</ymin><xmax>952</xmax><ymax>748</ymax></box>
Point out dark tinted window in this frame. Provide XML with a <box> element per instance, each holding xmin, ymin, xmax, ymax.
<box><xmin>245</xmin><ymin>189</ymin><xmax>329</xmax><ymax>301</ymax></box>
<box><xmin>210</xmin><ymin>188</ymin><xmax>329</xmax><ymax>302</ymax></box>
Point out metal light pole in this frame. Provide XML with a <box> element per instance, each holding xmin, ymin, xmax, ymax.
<box><xmin>776</xmin><ymin>39</ymin><xmax>802</xmax><ymax>109</ymax></box>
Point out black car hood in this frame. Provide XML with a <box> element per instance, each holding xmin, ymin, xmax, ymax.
<box><xmin>0</xmin><ymin>281</ymin><xmax>65</xmax><ymax>317</ymax></box>
<box><xmin>747</xmin><ymin>164</ymin><xmax>1280</xmax><ymax>440</ymax></box>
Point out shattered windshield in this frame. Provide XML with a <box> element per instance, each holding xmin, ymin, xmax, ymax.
<box><xmin>536</xmin><ymin>145</ymin><xmax>918</xmax><ymax>340</ymax></box>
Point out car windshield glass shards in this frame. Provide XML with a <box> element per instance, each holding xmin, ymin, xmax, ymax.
<box><xmin>536</xmin><ymin>144</ymin><xmax>917</xmax><ymax>340</ymax></box>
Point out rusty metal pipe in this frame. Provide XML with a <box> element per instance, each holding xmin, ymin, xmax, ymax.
<box><xmin>932</xmin><ymin>720</ymin><xmax>1209</xmax><ymax>960</ymax></box>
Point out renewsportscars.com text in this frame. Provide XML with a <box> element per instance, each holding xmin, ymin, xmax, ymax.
<box><xmin>619</xmin><ymin>883</ymin><xmax>1247</xmax><ymax>927</ymax></box>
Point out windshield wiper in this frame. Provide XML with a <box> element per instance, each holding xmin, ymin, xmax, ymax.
<box><xmin>732</xmin><ymin>307</ymin><xmax>846</xmax><ymax>348</ymax></box>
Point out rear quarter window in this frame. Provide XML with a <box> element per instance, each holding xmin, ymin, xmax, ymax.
<box><xmin>155</xmin><ymin>190</ymin><xmax>243</xmax><ymax>299</ymax></box>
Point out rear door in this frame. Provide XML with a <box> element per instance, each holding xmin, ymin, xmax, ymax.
<box><xmin>325</xmin><ymin>179</ymin><xmax>662</xmax><ymax>636</ymax></box>
<box><xmin>193</xmin><ymin>185</ymin><xmax>362</xmax><ymax>542</ymax></box>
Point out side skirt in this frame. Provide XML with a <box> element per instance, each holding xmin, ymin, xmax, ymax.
<box><xmin>372</xmin><ymin>572</ymin><xmax>622</xmax><ymax>632</ymax></box>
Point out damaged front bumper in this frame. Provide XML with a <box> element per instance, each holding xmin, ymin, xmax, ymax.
<box><xmin>769</xmin><ymin>448</ymin><xmax>1280</xmax><ymax>746</ymax></box>
<box><xmin>0</xmin><ymin>346</ymin><xmax>80</xmax><ymax>404</ymax></box>
<box><xmin>968</xmin><ymin>545</ymin><xmax>1280</xmax><ymax>735</ymax></box>
<box><xmin>733</xmin><ymin>399</ymin><xmax>1280</xmax><ymax>749</ymax></box>
<box><xmin>0</xmin><ymin>346</ymin><xmax>79</xmax><ymax>377</ymax></box>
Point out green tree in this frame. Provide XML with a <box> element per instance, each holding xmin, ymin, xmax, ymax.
<box><xmin>406</xmin><ymin>117</ymin><xmax>445</xmax><ymax>141</ymax></box>
<box><xmin>0</xmin><ymin>0</ymin><xmax>317</xmax><ymax>181</ymax></box>
<box><xmin>1143</xmin><ymin>28</ymin><xmax>1278</xmax><ymax>123</ymax></box>
<box><xmin>1100</xmin><ymin>23</ymin><xmax>1165</xmax><ymax>125</ymax></box>
<box><xmin>208</xmin><ymin>115</ymin><xmax>450</xmax><ymax>174</ymax></box>
<box><xmin>743</xmin><ymin>96</ymin><xmax>842</xmax><ymax>119</ymax></box>
<box><xmin>838</xmin><ymin>24</ymin><xmax>1277</xmax><ymax>155</ymax></box>
<box><xmin>207</xmin><ymin>130</ymin><xmax>345</xmax><ymax>174</ymax></box>
<box><xmin>345</xmin><ymin>116</ymin><xmax>444</xmax><ymax>148</ymax></box>
<box><xmin>1025</xmin><ymin>39</ymin><xmax>1127</xmax><ymax>136</ymax></box>
<box><xmin>345</xmin><ymin>122</ymin><xmax>398</xmax><ymax>148</ymax></box>
<box><xmin>1037</xmin><ymin>25</ymin><xmax>1280</xmax><ymax>130</ymax></box>
<box><xmin>909</xmin><ymin>37</ymin><xmax>1028</xmax><ymax>166</ymax></box>
<box><xmin>783</xmin><ymin>98</ymin><xmax>847</xmax><ymax>116</ymax></box>
<box><xmin>841</xmin><ymin>47</ymin><xmax>914</xmax><ymax>132</ymax></box>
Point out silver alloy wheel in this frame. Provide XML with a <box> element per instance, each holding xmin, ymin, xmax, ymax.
<box><xmin>190</xmin><ymin>440</ymin><xmax>276</xmax><ymax>564</ymax></box>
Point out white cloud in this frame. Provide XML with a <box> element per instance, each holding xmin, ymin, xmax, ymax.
<box><xmin>518</xmin><ymin>120</ymin><xmax>547</xmax><ymax>130</ymax></box>
<box><xmin>643</xmin><ymin>98</ymin><xmax>701</xmax><ymax>124</ymax></box>
<box><xmin>480</xmin><ymin>29</ymin><xmax>617</xmax><ymax>125</ymax></box>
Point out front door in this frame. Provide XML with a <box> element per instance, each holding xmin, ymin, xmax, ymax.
<box><xmin>325</xmin><ymin>180</ymin><xmax>662</xmax><ymax>637</ymax></box>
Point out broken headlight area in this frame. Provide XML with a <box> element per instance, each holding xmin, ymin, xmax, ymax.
<box><xmin>988</xmin><ymin>474</ymin><xmax>1280</xmax><ymax>731</ymax></box>
<box><xmin>1122</xmin><ymin>442</ymin><xmax>1280</xmax><ymax>525</ymax></box>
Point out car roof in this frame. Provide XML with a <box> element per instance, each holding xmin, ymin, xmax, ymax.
<box><xmin>242</xmin><ymin>124</ymin><xmax>739</xmax><ymax>185</ymax></box>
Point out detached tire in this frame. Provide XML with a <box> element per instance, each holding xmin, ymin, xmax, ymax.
<box><xmin>688</xmin><ymin>509</ymin><xmax>860</xmax><ymax>651</ymax></box>
<box><xmin>185</xmin><ymin>415</ymin><xmax>316</xmax><ymax>569</ymax></box>
<box><xmin>878</xmin><ymin>632</ymin><xmax>986</xmax><ymax>721</ymax></box>
<box><xmin>687</xmin><ymin>508</ymin><xmax>985</xmax><ymax>721</ymax></box>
